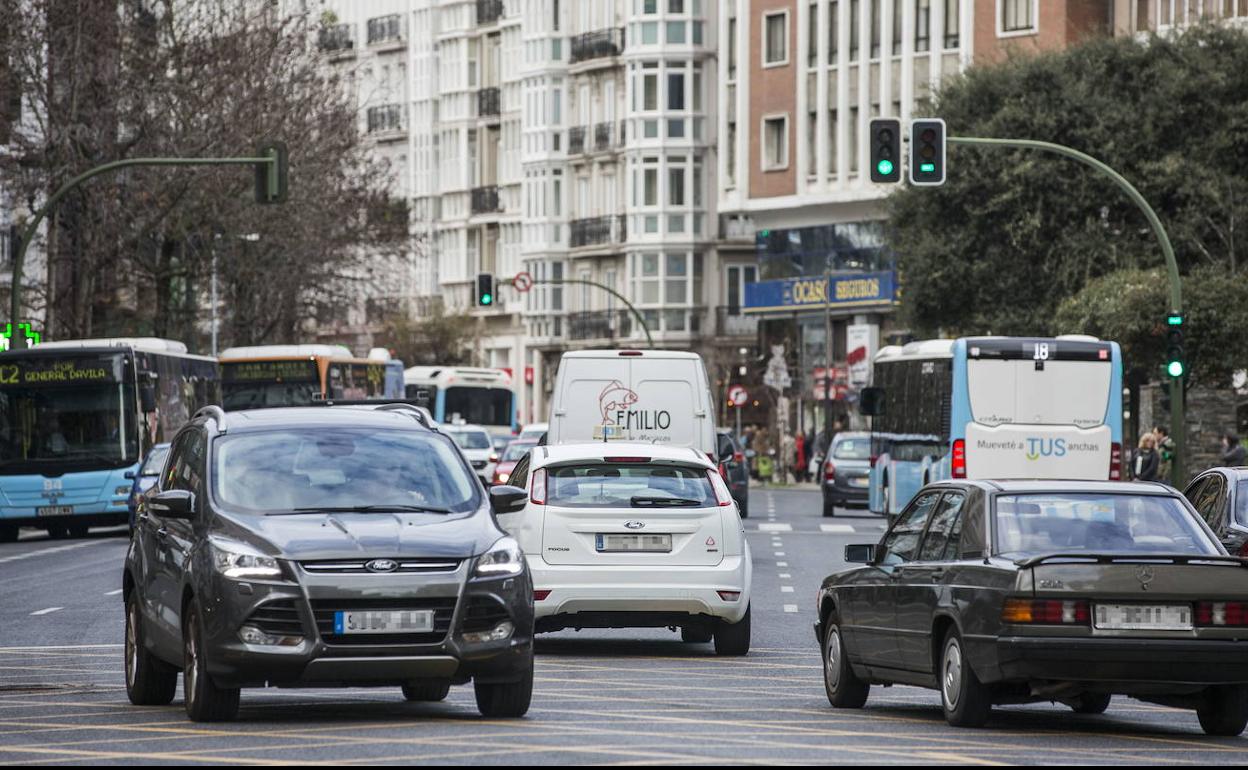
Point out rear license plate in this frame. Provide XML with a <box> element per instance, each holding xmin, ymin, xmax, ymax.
<box><xmin>1093</xmin><ymin>603</ymin><xmax>1192</xmax><ymax>631</ymax></box>
<box><xmin>849</xmin><ymin>477</ymin><xmax>869</xmax><ymax>487</ymax></box>
<box><xmin>36</xmin><ymin>505</ymin><xmax>73</xmax><ymax>517</ymax></box>
<box><xmin>596</xmin><ymin>533</ymin><xmax>672</xmax><ymax>553</ymax></box>
<box><xmin>333</xmin><ymin>610</ymin><xmax>434</xmax><ymax>635</ymax></box>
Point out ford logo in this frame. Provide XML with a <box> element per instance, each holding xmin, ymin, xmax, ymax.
<box><xmin>624</xmin><ymin>520</ymin><xmax>645</xmax><ymax>530</ymax></box>
<box><xmin>365</xmin><ymin>559</ymin><xmax>399</xmax><ymax>573</ymax></box>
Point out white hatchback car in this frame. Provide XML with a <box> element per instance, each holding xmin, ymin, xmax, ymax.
<box><xmin>495</xmin><ymin>443</ymin><xmax>752</xmax><ymax>655</ymax></box>
<box><xmin>442</xmin><ymin>424</ymin><xmax>498</xmax><ymax>485</ymax></box>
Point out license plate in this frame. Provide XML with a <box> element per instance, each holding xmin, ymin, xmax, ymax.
<box><xmin>849</xmin><ymin>477</ymin><xmax>869</xmax><ymax>487</ymax></box>
<box><xmin>1094</xmin><ymin>603</ymin><xmax>1192</xmax><ymax>631</ymax></box>
<box><xmin>596</xmin><ymin>533</ymin><xmax>672</xmax><ymax>553</ymax></box>
<box><xmin>36</xmin><ymin>505</ymin><xmax>73</xmax><ymax>517</ymax></box>
<box><xmin>333</xmin><ymin>610</ymin><xmax>434</xmax><ymax>635</ymax></box>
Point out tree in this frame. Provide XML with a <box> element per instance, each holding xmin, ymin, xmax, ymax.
<box><xmin>376</xmin><ymin>310</ymin><xmax>478</xmax><ymax>367</ymax></box>
<box><xmin>888</xmin><ymin>24</ymin><xmax>1248</xmax><ymax>347</ymax></box>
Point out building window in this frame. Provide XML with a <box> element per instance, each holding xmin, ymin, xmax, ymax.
<box><xmin>827</xmin><ymin>0</ymin><xmax>839</xmax><ymax>63</ymax></box>
<box><xmin>808</xmin><ymin>3</ymin><xmax>819</xmax><ymax>67</ymax></box>
<box><xmin>849</xmin><ymin>0</ymin><xmax>860</xmax><ymax>61</ymax></box>
<box><xmin>1000</xmin><ymin>0</ymin><xmax>1036</xmax><ymax>34</ymax></box>
<box><xmin>870</xmin><ymin>0</ymin><xmax>881</xmax><ymax>58</ymax></box>
<box><xmin>915</xmin><ymin>0</ymin><xmax>931</xmax><ymax>52</ymax></box>
<box><xmin>945</xmin><ymin>0</ymin><xmax>960</xmax><ymax>47</ymax></box>
<box><xmin>892</xmin><ymin>0</ymin><xmax>903</xmax><ymax>54</ymax></box>
<box><xmin>762</xmin><ymin>115</ymin><xmax>789</xmax><ymax>171</ymax></box>
<box><xmin>764</xmin><ymin>11</ymin><xmax>789</xmax><ymax>66</ymax></box>
<box><xmin>728</xmin><ymin>16</ymin><xmax>738</xmax><ymax>79</ymax></box>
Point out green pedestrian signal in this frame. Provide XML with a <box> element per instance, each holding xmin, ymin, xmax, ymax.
<box><xmin>869</xmin><ymin>118</ymin><xmax>901</xmax><ymax>184</ymax></box>
<box><xmin>909</xmin><ymin>118</ymin><xmax>946</xmax><ymax>186</ymax></box>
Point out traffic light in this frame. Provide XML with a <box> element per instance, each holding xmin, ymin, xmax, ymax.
<box><xmin>1165</xmin><ymin>313</ymin><xmax>1185</xmax><ymax>378</ymax></box>
<box><xmin>255</xmin><ymin>141</ymin><xmax>289</xmax><ymax>204</ymax></box>
<box><xmin>476</xmin><ymin>273</ymin><xmax>495</xmax><ymax>307</ymax></box>
<box><xmin>909</xmin><ymin>118</ymin><xmax>946</xmax><ymax>186</ymax></box>
<box><xmin>869</xmin><ymin>118</ymin><xmax>901</xmax><ymax>183</ymax></box>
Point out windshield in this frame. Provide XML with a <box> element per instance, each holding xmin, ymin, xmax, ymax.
<box><xmin>212</xmin><ymin>428</ymin><xmax>479</xmax><ymax>513</ymax></box>
<box><xmin>444</xmin><ymin>386</ymin><xmax>512</xmax><ymax>427</ymax></box>
<box><xmin>447</xmin><ymin>430</ymin><xmax>492</xmax><ymax>450</ymax></box>
<box><xmin>0</xmin><ymin>380</ymin><xmax>139</xmax><ymax>473</ymax></box>
<box><xmin>140</xmin><ymin>445</ymin><xmax>171</xmax><ymax>476</ymax></box>
<box><xmin>222</xmin><ymin>382</ymin><xmax>319</xmax><ymax>410</ymax></box>
<box><xmin>547</xmin><ymin>463</ymin><xmax>716</xmax><ymax>508</ymax></box>
<box><xmin>502</xmin><ymin>442</ymin><xmax>536</xmax><ymax>462</ymax></box>
<box><xmin>833</xmin><ymin>437</ymin><xmax>870</xmax><ymax>460</ymax></box>
<box><xmin>994</xmin><ymin>493</ymin><xmax>1217</xmax><ymax>557</ymax></box>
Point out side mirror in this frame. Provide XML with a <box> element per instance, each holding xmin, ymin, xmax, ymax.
<box><xmin>844</xmin><ymin>543</ymin><xmax>875</xmax><ymax>564</ymax></box>
<box><xmin>149</xmin><ymin>489</ymin><xmax>196</xmax><ymax>520</ymax></box>
<box><xmin>139</xmin><ymin>385</ymin><xmax>158</xmax><ymax>414</ymax></box>
<box><xmin>858</xmin><ymin>387</ymin><xmax>885</xmax><ymax>417</ymax></box>
<box><xmin>124</xmin><ymin>470</ymin><xmax>137</xmax><ymax>480</ymax></box>
<box><xmin>489</xmin><ymin>485</ymin><xmax>528</xmax><ymax>515</ymax></box>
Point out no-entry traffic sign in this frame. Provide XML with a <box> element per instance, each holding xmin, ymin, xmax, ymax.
<box><xmin>728</xmin><ymin>385</ymin><xmax>749</xmax><ymax>407</ymax></box>
<box><xmin>512</xmin><ymin>272</ymin><xmax>534</xmax><ymax>293</ymax></box>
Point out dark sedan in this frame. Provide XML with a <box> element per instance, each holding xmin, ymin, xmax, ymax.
<box><xmin>815</xmin><ymin>479</ymin><xmax>1248</xmax><ymax>735</ymax></box>
<box><xmin>717</xmin><ymin>429</ymin><xmax>750</xmax><ymax>518</ymax></box>
<box><xmin>822</xmin><ymin>432</ymin><xmax>871</xmax><ymax>516</ymax></box>
<box><xmin>1183</xmin><ymin>466</ymin><xmax>1248</xmax><ymax>556</ymax></box>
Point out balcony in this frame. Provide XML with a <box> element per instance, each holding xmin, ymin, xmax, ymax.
<box><xmin>568</xmin><ymin>310</ymin><xmax>633</xmax><ymax>342</ymax></box>
<box><xmin>569</xmin><ymin>28</ymin><xmax>624</xmax><ymax>65</ymax></box>
<box><xmin>477</xmin><ymin>0</ymin><xmax>504</xmax><ymax>25</ymax></box>
<box><xmin>471</xmin><ymin>186</ymin><xmax>501</xmax><ymax>215</ymax></box>
<box><xmin>477</xmin><ymin>87</ymin><xmax>500</xmax><ymax>119</ymax></box>
<box><xmin>570</xmin><ymin>122</ymin><xmax>622</xmax><ymax>156</ymax></box>
<box><xmin>366</xmin><ymin>104</ymin><xmax>405</xmax><ymax>141</ymax></box>
<box><xmin>366</xmin><ymin>15</ymin><xmax>404</xmax><ymax>49</ymax></box>
<box><xmin>568</xmin><ymin>126</ymin><xmax>586</xmax><ymax>155</ymax></box>
<box><xmin>716</xmin><ymin>306</ymin><xmax>759</xmax><ymax>337</ymax></box>
<box><xmin>569</xmin><ymin>215</ymin><xmax>626</xmax><ymax>248</ymax></box>
<box><xmin>318</xmin><ymin>24</ymin><xmax>355</xmax><ymax>58</ymax></box>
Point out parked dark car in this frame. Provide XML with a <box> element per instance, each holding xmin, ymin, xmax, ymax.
<box><xmin>126</xmin><ymin>443</ymin><xmax>171</xmax><ymax>530</ymax></box>
<box><xmin>822</xmin><ymin>431</ymin><xmax>871</xmax><ymax>516</ymax></box>
<box><xmin>123</xmin><ymin>404</ymin><xmax>534</xmax><ymax>722</ymax></box>
<box><xmin>1182</xmin><ymin>466</ymin><xmax>1248</xmax><ymax>556</ymax></box>
<box><xmin>815</xmin><ymin>479</ymin><xmax>1248</xmax><ymax>735</ymax></box>
<box><xmin>717</xmin><ymin>429</ymin><xmax>750</xmax><ymax>518</ymax></box>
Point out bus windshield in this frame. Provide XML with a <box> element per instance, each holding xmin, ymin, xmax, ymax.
<box><xmin>443</xmin><ymin>387</ymin><xmax>512</xmax><ymax>427</ymax></box>
<box><xmin>223</xmin><ymin>382</ymin><xmax>319</xmax><ymax>410</ymax></box>
<box><xmin>0</xmin><ymin>382</ymin><xmax>139</xmax><ymax>473</ymax></box>
<box><xmin>968</xmin><ymin>359</ymin><xmax>1111</xmax><ymax>428</ymax></box>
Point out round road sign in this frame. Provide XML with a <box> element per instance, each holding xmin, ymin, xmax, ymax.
<box><xmin>512</xmin><ymin>271</ymin><xmax>534</xmax><ymax>293</ymax></box>
<box><xmin>728</xmin><ymin>385</ymin><xmax>749</xmax><ymax>407</ymax></box>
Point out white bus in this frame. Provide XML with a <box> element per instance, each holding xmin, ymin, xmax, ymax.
<box><xmin>403</xmin><ymin>366</ymin><xmax>517</xmax><ymax>438</ymax></box>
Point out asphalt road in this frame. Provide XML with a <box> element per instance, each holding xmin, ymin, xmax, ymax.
<box><xmin>1</xmin><ymin>487</ymin><xmax>1247</xmax><ymax>764</ymax></box>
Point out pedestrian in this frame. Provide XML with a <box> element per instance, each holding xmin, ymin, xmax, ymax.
<box><xmin>1221</xmin><ymin>433</ymin><xmax>1247</xmax><ymax>467</ymax></box>
<box><xmin>795</xmin><ymin>432</ymin><xmax>807</xmax><ymax>483</ymax></box>
<box><xmin>1153</xmin><ymin>425</ymin><xmax>1175</xmax><ymax>481</ymax></box>
<box><xmin>1133</xmin><ymin>433</ymin><xmax>1159</xmax><ymax>481</ymax></box>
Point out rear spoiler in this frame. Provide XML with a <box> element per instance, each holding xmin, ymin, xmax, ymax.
<box><xmin>1015</xmin><ymin>553</ymin><xmax>1248</xmax><ymax>569</ymax></box>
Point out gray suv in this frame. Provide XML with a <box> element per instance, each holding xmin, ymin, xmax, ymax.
<box><xmin>122</xmin><ymin>404</ymin><xmax>534</xmax><ymax>721</ymax></box>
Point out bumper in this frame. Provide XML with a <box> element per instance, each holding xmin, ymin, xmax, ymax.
<box><xmin>530</xmin><ymin>554</ymin><xmax>751</xmax><ymax>626</ymax></box>
<box><xmin>823</xmin><ymin>480</ymin><xmax>869</xmax><ymax>506</ymax></box>
<box><xmin>0</xmin><ymin>508</ymin><xmax>128</xmax><ymax>529</ymax></box>
<box><xmin>996</xmin><ymin>636</ymin><xmax>1248</xmax><ymax>686</ymax></box>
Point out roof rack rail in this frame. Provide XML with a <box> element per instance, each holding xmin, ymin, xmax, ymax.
<box><xmin>374</xmin><ymin>402</ymin><xmax>437</xmax><ymax>430</ymax></box>
<box><xmin>194</xmin><ymin>405</ymin><xmax>229</xmax><ymax>433</ymax></box>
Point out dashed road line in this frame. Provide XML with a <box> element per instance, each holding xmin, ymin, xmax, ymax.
<box><xmin>757</xmin><ymin>522</ymin><xmax>791</xmax><ymax>532</ymax></box>
<box><xmin>773</xmin><ymin>552</ymin><xmax>785</xmax><ymax>557</ymax></box>
<box><xmin>780</xmin><ymin>586</ymin><xmax>794</xmax><ymax>593</ymax></box>
<box><xmin>783</xmin><ymin>605</ymin><xmax>799</xmax><ymax>613</ymax></box>
<box><xmin>779</xmin><ymin>573</ymin><xmax>791</xmax><ymax>579</ymax></box>
<box><xmin>776</xmin><ymin>561</ymin><xmax>788</xmax><ymax>568</ymax></box>
<box><xmin>29</xmin><ymin>607</ymin><xmax>62</xmax><ymax>616</ymax></box>
<box><xmin>104</xmin><ymin>589</ymin><xmax>123</xmax><ymax>596</ymax></box>
<box><xmin>819</xmin><ymin>523</ymin><xmax>855</xmax><ymax>533</ymax></box>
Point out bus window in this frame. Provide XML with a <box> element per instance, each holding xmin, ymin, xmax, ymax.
<box><xmin>443</xmin><ymin>387</ymin><xmax>511</xmax><ymax>427</ymax></box>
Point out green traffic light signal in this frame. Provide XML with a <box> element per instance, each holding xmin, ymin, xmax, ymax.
<box><xmin>481</xmin><ymin>293</ymin><xmax>492</xmax><ymax>305</ymax></box>
<box><xmin>876</xmin><ymin>159</ymin><xmax>894</xmax><ymax>176</ymax></box>
<box><xmin>1167</xmin><ymin>360</ymin><xmax>1185</xmax><ymax>378</ymax></box>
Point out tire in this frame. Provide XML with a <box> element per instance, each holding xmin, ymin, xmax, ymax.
<box><xmin>939</xmin><ymin>628</ymin><xmax>992</xmax><ymax>728</ymax></box>
<box><xmin>1070</xmin><ymin>693</ymin><xmax>1111</xmax><ymax>715</ymax></box>
<box><xmin>0</xmin><ymin>524</ymin><xmax>17</xmax><ymax>543</ymax></box>
<box><xmin>681</xmin><ymin>626</ymin><xmax>713</xmax><ymax>644</ymax></box>
<box><xmin>68</xmin><ymin>522</ymin><xmax>89</xmax><ymax>538</ymax></box>
<box><xmin>737</xmin><ymin>497</ymin><xmax>749</xmax><ymax>519</ymax></box>
<box><xmin>1197</xmin><ymin>686</ymin><xmax>1248</xmax><ymax>736</ymax></box>
<box><xmin>474</xmin><ymin>659</ymin><xmax>533</xmax><ymax>718</ymax></box>
<box><xmin>46</xmin><ymin>524</ymin><xmax>68</xmax><ymax>539</ymax></box>
<box><xmin>822</xmin><ymin>618</ymin><xmax>869</xmax><ymax>708</ymax></box>
<box><xmin>183</xmin><ymin>602</ymin><xmax>240</xmax><ymax>722</ymax></box>
<box><xmin>713</xmin><ymin>605</ymin><xmax>751</xmax><ymax>656</ymax></box>
<box><xmin>822</xmin><ymin>499</ymin><xmax>836</xmax><ymax>517</ymax></box>
<box><xmin>124</xmin><ymin>594</ymin><xmax>177</xmax><ymax>706</ymax></box>
<box><xmin>402</xmin><ymin>681</ymin><xmax>452</xmax><ymax>702</ymax></box>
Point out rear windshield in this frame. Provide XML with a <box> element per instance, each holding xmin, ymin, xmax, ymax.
<box><xmin>447</xmin><ymin>430</ymin><xmax>492</xmax><ymax>450</ymax></box>
<box><xmin>547</xmin><ymin>463</ymin><xmax>716</xmax><ymax>508</ymax></box>
<box><xmin>994</xmin><ymin>493</ymin><xmax>1217</xmax><ymax>557</ymax></box>
<box><xmin>833</xmin><ymin>438</ymin><xmax>870</xmax><ymax>460</ymax></box>
<box><xmin>502</xmin><ymin>442</ymin><xmax>536</xmax><ymax>462</ymax></box>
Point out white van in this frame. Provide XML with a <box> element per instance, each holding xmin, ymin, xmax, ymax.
<box><xmin>547</xmin><ymin>349</ymin><xmax>717</xmax><ymax>458</ymax></box>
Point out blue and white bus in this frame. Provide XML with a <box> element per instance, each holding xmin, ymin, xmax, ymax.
<box><xmin>862</xmin><ymin>336</ymin><xmax>1124</xmax><ymax>515</ymax></box>
<box><xmin>403</xmin><ymin>366</ymin><xmax>518</xmax><ymax>439</ymax></box>
<box><xmin>0</xmin><ymin>338</ymin><xmax>219</xmax><ymax>540</ymax></box>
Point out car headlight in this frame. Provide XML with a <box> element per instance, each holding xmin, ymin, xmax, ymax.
<box><xmin>474</xmin><ymin>536</ymin><xmax>524</xmax><ymax>577</ymax></box>
<box><xmin>211</xmin><ymin>539</ymin><xmax>282</xmax><ymax>580</ymax></box>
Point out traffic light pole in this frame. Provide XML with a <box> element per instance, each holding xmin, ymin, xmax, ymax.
<box><xmin>529</xmin><ymin>278</ymin><xmax>654</xmax><ymax>348</ymax></box>
<box><xmin>949</xmin><ymin>136</ymin><xmax>1185</xmax><ymax>483</ymax></box>
<box><xmin>8</xmin><ymin>154</ymin><xmax>277</xmax><ymax>350</ymax></box>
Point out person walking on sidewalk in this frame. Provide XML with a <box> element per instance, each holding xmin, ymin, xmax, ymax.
<box><xmin>1221</xmin><ymin>433</ymin><xmax>1247</xmax><ymax>467</ymax></box>
<box><xmin>1153</xmin><ymin>425</ymin><xmax>1176</xmax><ymax>481</ymax></box>
<box><xmin>1133</xmin><ymin>434</ymin><xmax>1160</xmax><ymax>482</ymax></box>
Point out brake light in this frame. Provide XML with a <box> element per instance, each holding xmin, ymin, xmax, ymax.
<box><xmin>534</xmin><ymin>589</ymin><xmax>551</xmax><ymax>601</ymax></box>
<box><xmin>604</xmin><ymin>456</ymin><xmax>650</xmax><ymax>463</ymax></box>
<box><xmin>707</xmin><ymin>469</ymin><xmax>733</xmax><ymax>506</ymax></box>
<box><xmin>530</xmin><ymin>468</ymin><xmax>547</xmax><ymax>504</ymax></box>
<box><xmin>951</xmin><ymin>439</ymin><xmax>967</xmax><ymax>479</ymax></box>
<box><xmin>1109</xmin><ymin>441</ymin><xmax>1122</xmax><ymax>481</ymax></box>
<box><xmin>733</xmin><ymin>451</ymin><xmax>744</xmax><ymax>463</ymax></box>
<box><xmin>489</xmin><ymin>453</ymin><xmax>499</xmax><ymax>463</ymax></box>
<box><xmin>869</xmin><ymin>454</ymin><xmax>878</xmax><ymax>468</ymax></box>
<box><xmin>718</xmin><ymin>462</ymin><xmax>728</xmax><ymax>480</ymax></box>
<box><xmin>1001</xmin><ymin>598</ymin><xmax>1090</xmax><ymax>625</ymax></box>
<box><xmin>824</xmin><ymin>460</ymin><xmax>835</xmax><ymax>478</ymax></box>
<box><xmin>618</xmin><ymin>350</ymin><xmax>644</xmax><ymax>356</ymax></box>
<box><xmin>1196</xmin><ymin>601</ymin><xmax>1248</xmax><ymax>626</ymax></box>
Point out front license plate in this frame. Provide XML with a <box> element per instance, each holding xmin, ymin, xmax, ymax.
<box><xmin>36</xmin><ymin>505</ymin><xmax>73</xmax><ymax>517</ymax></box>
<box><xmin>596</xmin><ymin>533</ymin><xmax>672</xmax><ymax>553</ymax></box>
<box><xmin>1094</xmin><ymin>603</ymin><xmax>1192</xmax><ymax>631</ymax></box>
<box><xmin>333</xmin><ymin>610</ymin><xmax>434</xmax><ymax>635</ymax></box>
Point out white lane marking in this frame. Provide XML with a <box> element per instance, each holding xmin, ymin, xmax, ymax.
<box><xmin>30</xmin><ymin>607</ymin><xmax>63</xmax><ymax>616</ymax></box>
<box><xmin>774</xmin><ymin>551</ymin><xmax>786</xmax><ymax>557</ymax></box>
<box><xmin>0</xmin><ymin>644</ymin><xmax>122</xmax><ymax>651</ymax></box>
<box><xmin>758</xmin><ymin>523</ymin><xmax>792</xmax><ymax>532</ymax></box>
<box><xmin>777</xmin><ymin>561</ymin><xmax>788</xmax><ymax>567</ymax></box>
<box><xmin>779</xmin><ymin>573</ymin><xmax>791</xmax><ymax>579</ymax></box>
<box><xmin>105</xmin><ymin>589</ymin><xmax>123</xmax><ymax>596</ymax></box>
<box><xmin>780</xmin><ymin>586</ymin><xmax>794</xmax><ymax>593</ymax></box>
<box><xmin>783</xmin><ymin>604</ymin><xmax>799</xmax><ymax>613</ymax></box>
<box><xmin>0</xmin><ymin>539</ymin><xmax>109</xmax><ymax>565</ymax></box>
<box><xmin>820</xmin><ymin>523</ymin><xmax>855</xmax><ymax>533</ymax></box>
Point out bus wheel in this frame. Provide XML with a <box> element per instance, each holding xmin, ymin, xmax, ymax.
<box><xmin>0</xmin><ymin>524</ymin><xmax>17</xmax><ymax>543</ymax></box>
<box><xmin>46</xmin><ymin>524</ymin><xmax>68</xmax><ymax>539</ymax></box>
<box><xmin>68</xmin><ymin>522</ymin><xmax>89</xmax><ymax>539</ymax></box>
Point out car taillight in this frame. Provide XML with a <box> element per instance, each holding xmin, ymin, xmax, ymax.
<box><xmin>707</xmin><ymin>469</ymin><xmax>733</xmax><ymax>506</ymax></box>
<box><xmin>869</xmin><ymin>454</ymin><xmax>878</xmax><ymax>468</ymax></box>
<box><xmin>717</xmin><ymin>590</ymin><xmax>741</xmax><ymax>602</ymax></box>
<box><xmin>489</xmin><ymin>453</ymin><xmax>499</xmax><ymax>463</ymax></box>
<box><xmin>733</xmin><ymin>451</ymin><xmax>744</xmax><ymax>463</ymax></box>
<box><xmin>824</xmin><ymin>460</ymin><xmax>835</xmax><ymax>478</ymax></box>
<box><xmin>1239</xmin><ymin>541</ymin><xmax>1248</xmax><ymax>558</ymax></box>
<box><xmin>1001</xmin><ymin>598</ymin><xmax>1090</xmax><ymax>625</ymax></box>
<box><xmin>951</xmin><ymin>439</ymin><xmax>967</xmax><ymax>479</ymax></box>
<box><xmin>1196</xmin><ymin>601</ymin><xmax>1248</xmax><ymax>626</ymax></box>
<box><xmin>718</xmin><ymin>462</ymin><xmax>728</xmax><ymax>480</ymax></box>
<box><xmin>1109</xmin><ymin>441</ymin><xmax>1122</xmax><ymax>481</ymax></box>
<box><xmin>534</xmin><ymin>589</ymin><xmax>551</xmax><ymax>601</ymax></box>
<box><xmin>530</xmin><ymin>468</ymin><xmax>547</xmax><ymax>504</ymax></box>
<box><xmin>604</xmin><ymin>456</ymin><xmax>651</xmax><ymax>463</ymax></box>
<box><xmin>618</xmin><ymin>350</ymin><xmax>644</xmax><ymax>356</ymax></box>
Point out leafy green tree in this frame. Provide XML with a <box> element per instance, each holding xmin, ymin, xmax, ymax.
<box><xmin>889</xmin><ymin>24</ymin><xmax>1248</xmax><ymax>355</ymax></box>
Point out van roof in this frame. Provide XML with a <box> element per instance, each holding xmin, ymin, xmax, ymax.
<box><xmin>560</xmin><ymin>350</ymin><xmax>703</xmax><ymax>360</ymax></box>
<box><xmin>533</xmin><ymin>442</ymin><xmax>712</xmax><ymax>469</ymax></box>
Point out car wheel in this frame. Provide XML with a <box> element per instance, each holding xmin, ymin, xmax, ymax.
<box><xmin>183</xmin><ymin>602</ymin><xmax>240</xmax><ymax>722</ymax></box>
<box><xmin>681</xmin><ymin>626</ymin><xmax>713</xmax><ymax>644</ymax></box>
<box><xmin>939</xmin><ymin>628</ymin><xmax>991</xmax><ymax>728</ymax></box>
<box><xmin>737</xmin><ymin>497</ymin><xmax>749</xmax><ymax>519</ymax></box>
<box><xmin>68</xmin><ymin>522</ymin><xmax>89</xmax><ymax>539</ymax></box>
<box><xmin>713</xmin><ymin>605</ymin><xmax>751</xmax><ymax>656</ymax></box>
<box><xmin>822</xmin><ymin>499</ymin><xmax>836</xmax><ymax>517</ymax></box>
<box><xmin>0</xmin><ymin>524</ymin><xmax>17</xmax><ymax>543</ymax></box>
<box><xmin>1069</xmin><ymin>693</ymin><xmax>1111</xmax><ymax>715</ymax></box>
<box><xmin>1197</xmin><ymin>686</ymin><xmax>1248</xmax><ymax>736</ymax></box>
<box><xmin>822</xmin><ymin>618</ymin><xmax>868</xmax><ymax>708</ymax></box>
<box><xmin>402</xmin><ymin>680</ymin><xmax>452</xmax><ymax>702</ymax></box>
<box><xmin>473</xmin><ymin>658</ymin><xmax>533</xmax><ymax>718</ymax></box>
<box><xmin>124</xmin><ymin>593</ymin><xmax>177</xmax><ymax>706</ymax></box>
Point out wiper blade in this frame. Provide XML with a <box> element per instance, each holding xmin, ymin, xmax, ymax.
<box><xmin>630</xmin><ymin>496</ymin><xmax>701</xmax><ymax>507</ymax></box>
<box><xmin>269</xmin><ymin>504</ymin><xmax>454</xmax><ymax>515</ymax></box>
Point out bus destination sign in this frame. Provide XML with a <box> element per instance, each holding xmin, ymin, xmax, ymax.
<box><xmin>223</xmin><ymin>360</ymin><xmax>318</xmax><ymax>383</ymax></box>
<box><xmin>0</xmin><ymin>356</ymin><xmax>120</xmax><ymax>386</ymax></box>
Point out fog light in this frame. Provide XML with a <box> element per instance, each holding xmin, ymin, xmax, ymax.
<box><xmin>462</xmin><ymin>620</ymin><xmax>514</xmax><ymax>644</ymax></box>
<box><xmin>717</xmin><ymin>590</ymin><xmax>741</xmax><ymax>602</ymax></box>
<box><xmin>237</xmin><ymin>625</ymin><xmax>303</xmax><ymax>647</ymax></box>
